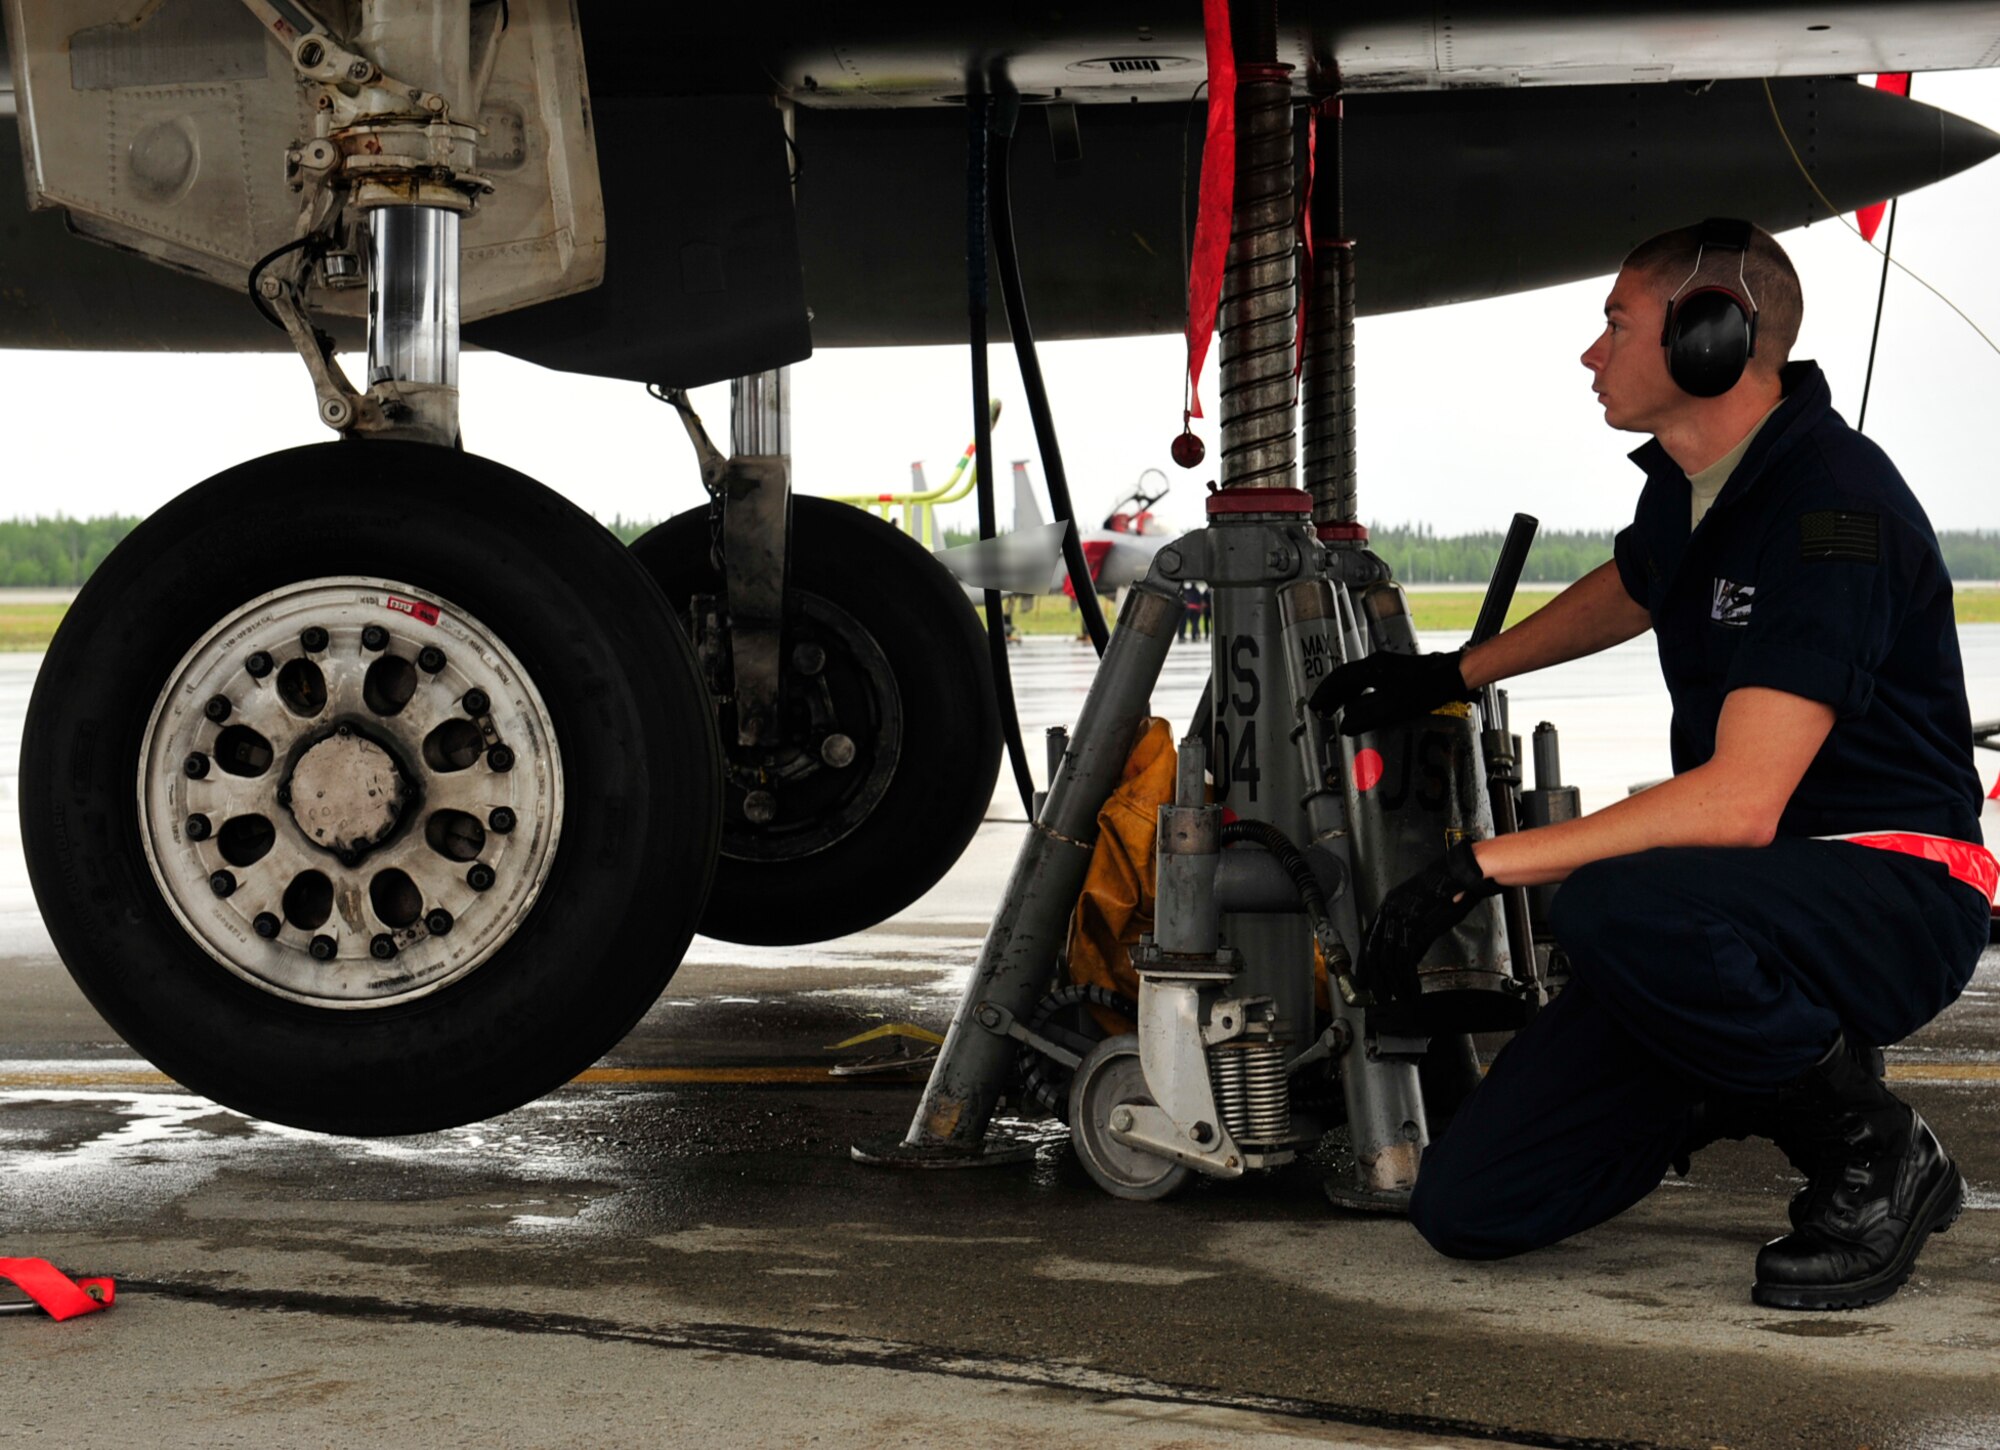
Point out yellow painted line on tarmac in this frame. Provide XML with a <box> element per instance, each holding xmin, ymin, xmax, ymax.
<box><xmin>0</xmin><ymin>1071</ymin><xmax>175</xmax><ymax>1087</ymax></box>
<box><xmin>0</xmin><ymin>1064</ymin><xmax>869</xmax><ymax>1091</ymax></box>
<box><xmin>1888</xmin><ymin>1063</ymin><xmax>2000</xmax><ymax>1083</ymax></box>
<box><xmin>3</xmin><ymin>1062</ymin><xmax>1996</xmax><ymax>1092</ymax></box>
<box><xmin>575</xmin><ymin>1066</ymin><xmax>853</xmax><ymax>1085</ymax></box>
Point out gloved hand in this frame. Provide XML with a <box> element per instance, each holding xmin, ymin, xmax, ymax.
<box><xmin>1309</xmin><ymin>649</ymin><xmax>1473</xmax><ymax>736</ymax></box>
<box><xmin>1357</xmin><ymin>841</ymin><xmax>1500</xmax><ymax>1006</ymax></box>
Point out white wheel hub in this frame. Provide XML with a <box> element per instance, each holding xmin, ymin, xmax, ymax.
<box><xmin>139</xmin><ymin>578</ymin><xmax>564</xmax><ymax>1007</ymax></box>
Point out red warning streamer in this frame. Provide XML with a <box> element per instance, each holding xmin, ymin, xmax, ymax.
<box><xmin>1856</xmin><ymin>73</ymin><xmax>1912</xmax><ymax>243</ymax></box>
<box><xmin>1183</xmin><ymin>0</ymin><xmax>1237</xmax><ymax>422</ymax></box>
<box><xmin>0</xmin><ymin>1258</ymin><xmax>116</xmax><ymax>1321</ymax></box>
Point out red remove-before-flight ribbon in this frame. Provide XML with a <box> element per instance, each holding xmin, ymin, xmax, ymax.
<box><xmin>1183</xmin><ymin>0</ymin><xmax>1236</xmax><ymax>423</ymax></box>
<box><xmin>0</xmin><ymin>1258</ymin><xmax>116</xmax><ymax>1321</ymax></box>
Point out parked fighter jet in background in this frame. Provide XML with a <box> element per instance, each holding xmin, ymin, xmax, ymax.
<box><xmin>1015</xmin><ymin>464</ymin><xmax>1183</xmax><ymax>599</ymax></box>
<box><xmin>4</xmin><ymin>2</ymin><xmax>1999</xmax><ymax>1137</ymax></box>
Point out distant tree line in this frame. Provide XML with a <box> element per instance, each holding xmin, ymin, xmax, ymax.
<box><xmin>600</xmin><ymin>515</ymin><xmax>655</xmax><ymax>547</ymax></box>
<box><xmin>8</xmin><ymin>514</ymin><xmax>2000</xmax><ymax>587</ymax></box>
<box><xmin>0</xmin><ymin>516</ymin><xmax>144</xmax><ymax>587</ymax></box>
<box><xmin>1369</xmin><ymin>523</ymin><xmax>2000</xmax><ymax>585</ymax></box>
<box><xmin>1365</xmin><ymin>523</ymin><xmax>1621</xmax><ymax>584</ymax></box>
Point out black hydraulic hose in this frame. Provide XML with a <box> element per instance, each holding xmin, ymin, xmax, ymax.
<box><xmin>988</xmin><ymin>94</ymin><xmax>1112</xmax><ymax>657</ymax></box>
<box><xmin>967</xmin><ymin>94</ymin><xmax>1037</xmax><ymax>818</ymax></box>
<box><xmin>1221</xmin><ymin>820</ymin><xmax>1332</xmax><ymax>938</ymax></box>
<box><xmin>1858</xmin><ymin>197</ymin><xmax>1900</xmax><ymax>435</ymax></box>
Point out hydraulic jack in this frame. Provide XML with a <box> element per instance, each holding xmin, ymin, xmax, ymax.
<box><xmin>858</xmin><ymin>2</ymin><xmax>1549</xmax><ymax>1207</ymax></box>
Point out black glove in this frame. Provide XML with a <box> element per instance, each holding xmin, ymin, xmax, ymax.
<box><xmin>1309</xmin><ymin>649</ymin><xmax>1473</xmax><ymax>736</ymax></box>
<box><xmin>1357</xmin><ymin>841</ymin><xmax>1500</xmax><ymax>1006</ymax></box>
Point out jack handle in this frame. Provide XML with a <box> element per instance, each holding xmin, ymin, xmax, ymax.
<box><xmin>1469</xmin><ymin>512</ymin><xmax>1540</xmax><ymax>647</ymax></box>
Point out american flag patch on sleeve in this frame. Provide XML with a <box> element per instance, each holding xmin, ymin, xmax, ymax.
<box><xmin>1800</xmin><ymin>510</ymin><xmax>1879</xmax><ymax>563</ymax></box>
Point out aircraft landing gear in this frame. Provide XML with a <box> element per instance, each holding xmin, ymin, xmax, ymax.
<box><xmin>18</xmin><ymin>3</ymin><xmax>722</xmax><ymax>1134</ymax></box>
<box><xmin>21</xmin><ymin>445</ymin><xmax>720</xmax><ymax>1135</ymax></box>
<box><xmin>631</xmin><ymin>493</ymin><xmax>1001</xmax><ymax>945</ymax></box>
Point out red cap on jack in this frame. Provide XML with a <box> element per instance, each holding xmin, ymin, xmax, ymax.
<box><xmin>1317</xmin><ymin>522</ymin><xmax>1369</xmax><ymax>542</ymax></box>
<box><xmin>1206</xmin><ymin>487</ymin><xmax>1314</xmax><ymax>517</ymax></box>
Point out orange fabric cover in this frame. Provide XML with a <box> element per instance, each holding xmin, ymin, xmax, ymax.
<box><xmin>1065</xmin><ymin>719</ymin><xmax>1179</xmax><ymax>1031</ymax></box>
<box><xmin>1064</xmin><ymin>720</ymin><xmax>1328</xmax><ymax>1031</ymax></box>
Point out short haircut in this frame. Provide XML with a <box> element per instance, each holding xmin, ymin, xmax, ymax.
<box><xmin>1622</xmin><ymin>223</ymin><xmax>1803</xmax><ymax>373</ymax></box>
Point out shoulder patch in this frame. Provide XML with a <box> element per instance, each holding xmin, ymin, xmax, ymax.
<box><xmin>1800</xmin><ymin>510</ymin><xmax>1879</xmax><ymax>564</ymax></box>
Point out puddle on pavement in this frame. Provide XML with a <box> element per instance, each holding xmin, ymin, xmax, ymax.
<box><xmin>0</xmin><ymin>1077</ymin><xmax>633</xmax><ymax>1237</ymax></box>
<box><xmin>1753</xmin><ymin>1318</ymin><xmax>1893</xmax><ymax>1338</ymax></box>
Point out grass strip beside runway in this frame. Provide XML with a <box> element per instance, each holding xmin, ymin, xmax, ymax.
<box><xmin>11</xmin><ymin>590</ymin><xmax>2000</xmax><ymax>651</ymax></box>
<box><xmin>992</xmin><ymin>586</ymin><xmax>2000</xmax><ymax>637</ymax></box>
<box><xmin>0</xmin><ymin>604</ymin><xmax>67</xmax><ymax>651</ymax></box>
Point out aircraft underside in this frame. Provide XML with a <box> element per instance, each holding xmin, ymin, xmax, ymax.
<box><xmin>2</xmin><ymin>0</ymin><xmax>1997</xmax><ymax>1182</ymax></box>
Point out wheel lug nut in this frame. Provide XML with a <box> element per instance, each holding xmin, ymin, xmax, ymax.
<box><xmin>792</xmin><ymin>642</ymin><xmax>826</xmax><ymax>675</ymax></box>
<box><xmin>486</xmin><ymin>744</ymin><xmax>515</xmax><ymax>772</ymax></box>
<box><xmin>183</xmin><ymin>752</ymin><xmax>210</xmax><ymax>779</ymax></box>
<box><xmin>488</xmin><ymin>807</ymin><xmax>517</xmax><ymax>834</ymax></box>
<box><xmin>253</xmin><ymin>912</ymin><xmax>281</xmax><ymax>939</ymax></box>
<box><xmin>461</xmin><ymin>688</ymin><xmax>490</xmax><ymax>716</ymax></box>
<box><xmin>300</xmin><ymin>626</ymin><xmax>329</xmax><ymax>653</ymax></box>
<box><xmin>361</xmin><ymin>624</ymin><xmax>389</xmax><ymax>651</ymax></box>
<box><xmin>417</xmin><ymin>645</ymin><xmax>447</xmax><ymax>673</ymax></box>
<box><xmin>467</xmin><ymin>863</ymin><xmax>496</xmax><ymax>891</ymax></box>
<box><xmin>203</xmin><ymin>695</ymin><xmax>232</xmax><ymax>722</ymax></box>
<box><xmin>425</xmin><ymin>908</ymin><xmax>454</xmax><ymax>936</ymax></box>
<box><xmin>309</xmin><ymin>934</ymin><xmax>338</xmax><ymax>961</ymax></box>
<box><xmin>820</xmin><ymin>733</ymin><xmax>856</xmax><ymax>769</ymax></box>
<box><xmin>370</xmin><ymin>933</ymin><xmax>397</xmax><ymax>960</ymax></box>
<box><xmin>208</xmin><ymin>870</ymin><xmax>236</xmax><ymax>898</ymax></box>
<box><xmin>245</xmin><ymin>651</ymin><xmax>273</xmax><ymax>678</ymax></box>
<box><xmin>184</xmin><ymin>813</ymin><xmax>212</xmax><ymax>841</ymax></box>
<box><xmin>743</xmin><ymin>790</ymin><xmax>778</xmax><ymax>825</ymax></box>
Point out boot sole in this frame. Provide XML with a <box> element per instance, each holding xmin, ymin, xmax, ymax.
<box><xmin>1751</xmin><ymin>1161</ymin><xmax>1966</xmax><ymax>1311</ymax></box>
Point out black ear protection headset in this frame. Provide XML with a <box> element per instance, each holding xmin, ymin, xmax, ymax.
<box><xmin>1660</xmin><ymin>217</ymin><xmax>1761</xmax><ymax>398</ymax></box>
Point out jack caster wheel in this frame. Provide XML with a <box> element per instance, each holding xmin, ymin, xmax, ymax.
<box><xmin>20</xmin><ymin>443</ymin><xmax>721</xmax><ymax>1135</ymax></box>
<box><xmin>1069</xmin><ymin>1035</ymin><xmax>1192</xmax><ymax>1201</ymax></box>
<box><xmin>630</xmin><ymin>497</ymin><xmax>1001</xmax><ymax>945</ymax></box>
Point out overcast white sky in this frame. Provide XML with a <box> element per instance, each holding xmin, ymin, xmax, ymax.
<box><xmin>4</xmin><ymin>70</ymin><xmax>2000</xmax><ymax>536</ymax></box>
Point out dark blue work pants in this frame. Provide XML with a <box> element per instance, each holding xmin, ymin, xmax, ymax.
<box><xmin>1408</xmin><ymin>839</ymin><xmax>1989</xmax><ymax>1260</ymax></box>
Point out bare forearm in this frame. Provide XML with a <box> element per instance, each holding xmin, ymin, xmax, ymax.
<box><xmin>1471</xmin><ymin>766</ymin><xmax>1769</xmax><ymax>887</ymax></box>
<box><xmin>1460</xmin><ymin>559</ymin><xmax>1650</xmax><ymax>690</ymax></box>
<box><xmin>1470</xmin><ymin>687</ymin><xmax>1837</xmax><ymax>888</ymax></box>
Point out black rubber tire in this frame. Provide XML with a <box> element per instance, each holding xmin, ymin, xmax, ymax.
<box><xmin>19</xmin><ymin>442</ymin><xmax>721</xmax><ymax>1136</ymax></box>
<box><xmin>630</xmin><ymin>497</ymin><xmax>1001</xmax><ymax>944</ymax></box>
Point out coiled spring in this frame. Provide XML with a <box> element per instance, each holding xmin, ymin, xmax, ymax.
<box><xmin>1217</xmin><ymin>72</ymin><xmax>1298</xmax><ymax>491</ymax></box>
<box><xmin>1208</xmin><ymin>1040</ymin><xmax>1290</xmax><ymax>1144</ymax></box>
<box><xmin>1301</xmin><ymin>241</ymin><xmax>1356</xmax><ymax>525</ymax></box>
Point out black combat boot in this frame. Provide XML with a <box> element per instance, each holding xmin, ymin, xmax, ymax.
<box><xmin>1752</xmin><ymin>1034</ymin><xmax>1964</xmax><ymax>1310</ymax></box>
<box><xmin>1674</xmin><ymin>1038</ymin><xmax>1886</xmax><ymax>1231</ymax></box>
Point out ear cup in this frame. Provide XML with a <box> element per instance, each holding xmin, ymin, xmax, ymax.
<box><xmin>1665</xmin><ymin>286</ymin><xmax>1754</xmax><ymax>398</ymax></box>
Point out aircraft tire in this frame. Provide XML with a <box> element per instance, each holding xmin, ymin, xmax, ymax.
<box><xmin>19</xmin><ymin>442</ymin><xmax>721</xmax><ymax>1136</ymax></box>
<box><xmin>630</xmin><ymin>498</ymin><xmax>1001</xmax><ymax>945</ymax></box>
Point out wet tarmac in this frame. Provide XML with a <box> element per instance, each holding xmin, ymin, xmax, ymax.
<box><xmin>6</xmin><ymin>641</ymin><xmax>2000</xmax><ymax>1448</ymax></box>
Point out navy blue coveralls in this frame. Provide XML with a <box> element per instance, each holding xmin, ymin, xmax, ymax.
<box><xmin>1409</xmin><ymin>361</ymin><xmax>1991</xmax><ymax>1259</ymax></box>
